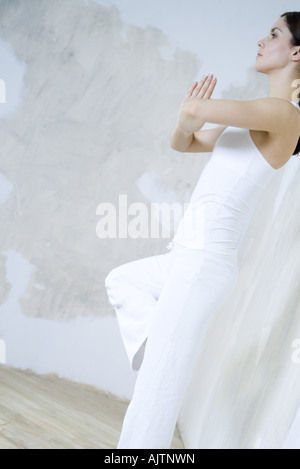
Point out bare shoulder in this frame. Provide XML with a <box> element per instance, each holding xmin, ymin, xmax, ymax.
<box><xmin>266</xmin><ymin>97</ymin><xmax>300</xmax><ymax>126</ymax></box>
<box><xmin>251</xmin><ymin>100</ymin><xmax>300</xmax><ymax>169</ymax></box>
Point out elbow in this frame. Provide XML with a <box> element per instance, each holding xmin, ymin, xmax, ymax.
<box><xmin>170</xmin><ymin>140</ymin><xmax>185</xmax><ymax>153</ymax></box>
<box><xmin>170</xmin><ymin>131</ymin><xmax>191</xmax><ymax>153</ymax></box>
<box><xmin>169</xmin><ymin>135</ymin><xmax>177</xmax><ymax>151</ymax></box>
<box><xmin>170</xmin><ymin>130</ymin><xmax>187</xmax><ymax>152</ymax></box>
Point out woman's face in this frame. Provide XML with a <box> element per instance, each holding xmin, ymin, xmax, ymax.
<box><xmin>255</xmin><ymin>17</ymin><xmax>295</xmax><ymax>74</ymax></box>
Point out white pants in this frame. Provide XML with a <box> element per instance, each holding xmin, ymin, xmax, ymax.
<box><xmin>105</xmin><ymin>243</ymin><xmax>239</xmax><ymax>449</ymax></box>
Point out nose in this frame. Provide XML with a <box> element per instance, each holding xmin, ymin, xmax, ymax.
<box><xmin>257</xmin><ymin>38</ymin><xmax>264</xmax><ymax>48</ymax></box>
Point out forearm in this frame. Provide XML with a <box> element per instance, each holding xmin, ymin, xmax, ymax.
<box><xmin>178</xmin><ymin>102</ymin><xmax>206</xmax><ymax>134</ymax></box>
<box><xmin>170</xmin><ymin>109</ymin><xmax>206</xmax><ymax>152</ymax></box>
<box><xmin>170</xmin><ymin>75</ymin><xmax>217</xmax><ymax>152</ymax></box>
<box><xmin>170</xmin><ymin>125</ymin><xmax>194</xmax><ymax>152</ymax></box>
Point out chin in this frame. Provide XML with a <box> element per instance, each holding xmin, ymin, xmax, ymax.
<box><xmin>254</xmin><ymin>61</ymin><xmax>268</xmax><ymax>75</ymax></box>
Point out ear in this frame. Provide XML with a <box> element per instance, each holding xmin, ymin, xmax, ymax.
<box><xmin>292</xmin><ymin>46</ymin><xmax>300</xmax><ymax>63</ymax></box>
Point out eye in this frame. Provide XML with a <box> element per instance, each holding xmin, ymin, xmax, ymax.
<box><xmin>271</xmin><ymin>32</ymin><xmax>277</xmax><ymax>38</ymax></box>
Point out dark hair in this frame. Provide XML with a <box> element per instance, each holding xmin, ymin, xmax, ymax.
<box><xmin>281</xmin><ymin>12</ymin><xmax>300</xmax><ymax>155</ymax></box>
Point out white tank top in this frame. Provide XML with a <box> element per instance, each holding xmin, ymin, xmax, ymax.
<box><xmin>171</xmin><ymin>102</ymin><xmax>299</xmax><ymax>254</ymax></box>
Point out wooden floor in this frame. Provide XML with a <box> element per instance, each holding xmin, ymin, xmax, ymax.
<box><xmin>0</xmin><ymin>365</ymin><xmax>183</xmax><ymax>449</ymax></box>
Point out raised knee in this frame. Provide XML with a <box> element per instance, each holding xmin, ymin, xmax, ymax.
<box><xmin>105</xmin><ymin>265</ymin><xmax>130</xmax><ymax>309</ymax></box>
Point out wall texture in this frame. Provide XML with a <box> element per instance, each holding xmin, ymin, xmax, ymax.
<box><xmin>0</xmin><ymin>0</ymin><xmax>201</xmax><ymax>398</ymax></box>
<box><xmin>0</xmin><ymin>0</ymin><xmax>199</xmax><ymax>322</ymax></box>
<box><xmin>0</xmin><ymin>0</ymin><xmax>299</xmax><ymax>448</ymax></box>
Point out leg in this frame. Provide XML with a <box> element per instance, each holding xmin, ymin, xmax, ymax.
<box><xmin>105</xmin><ymin>249</ymin><xmax>176</xmax><ymax>371</ymax></box>
<box><xmin>117</xmin><ymin>246</ymin><xmax>239</xmax><ymax>449</ymax></box>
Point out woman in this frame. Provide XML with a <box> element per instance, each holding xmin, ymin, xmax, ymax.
<box><xmin>105</xmin><ymin>12</ymin><xmax>300</xmax><ymax>449</ymax></box>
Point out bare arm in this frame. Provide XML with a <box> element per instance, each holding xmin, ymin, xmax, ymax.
<box><xmin>170</xmin><ymin>75</ymin><xmax>224</xmax><ymax>153</ymax></box>
<box><xmin>170</xmin><ymin>125</ymin><xmax>227</xmax><ymax>153</ymax></box>
<box><xmin>179</xmin><ymin>94</ymin><xmax>300</xmax><ymax>135</ymax></box>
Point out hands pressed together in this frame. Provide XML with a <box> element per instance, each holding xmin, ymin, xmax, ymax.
<box><xmin>170</xmin><ymin>74</ymin><xmax>217</xmax><ymax>152</ymax></box>
<box><xmin>177</xmin><ymin>74</ymin><xmax>217</xmax><ymax>133</ymax></box>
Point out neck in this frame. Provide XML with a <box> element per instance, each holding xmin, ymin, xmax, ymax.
<box><xmin>268</xmin><ymin>69</ymin><xmax>298</xmax><ymax>102</ymax></box>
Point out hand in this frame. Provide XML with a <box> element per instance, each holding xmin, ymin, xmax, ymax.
<box><xmin>177</xmin><ymin>74</ymin><xmax>217</xmax><ymax>133</ymax></box>
<box><xmin>180</xmin><ymin>74</ymin><xmax>217</xmax><ymax>109</ymax></box>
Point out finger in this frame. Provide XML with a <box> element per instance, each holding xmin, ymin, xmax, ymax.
<box><xmin>198</xmin><ymin>74</ymin><xmax>215</xmax><ymax>98</ymax></box>
<box><xmin>191</xmin><ymin>75</ymin><xmax>207</xmax><ymax>97</ymax></box>
<box><xmin>187</xmin><ymin>81</ymin><xmax>198</xmax><ymax>97</ymax></box>
<box><xmin>203</xmin><ymin>77</ymin><xmax>217</xmax><ymax>99</ymax></box>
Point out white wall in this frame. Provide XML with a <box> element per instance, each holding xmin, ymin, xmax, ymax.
<box><xmin>0</xmin><ymin>0</ymin><xmax>299</xmax><ymax>447</ymax></box>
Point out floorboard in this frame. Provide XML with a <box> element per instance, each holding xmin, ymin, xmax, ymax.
<box><xmin>0</xmin><ymin>365</ymin><xmax>183</xmax><ymax>450</ymax></box>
